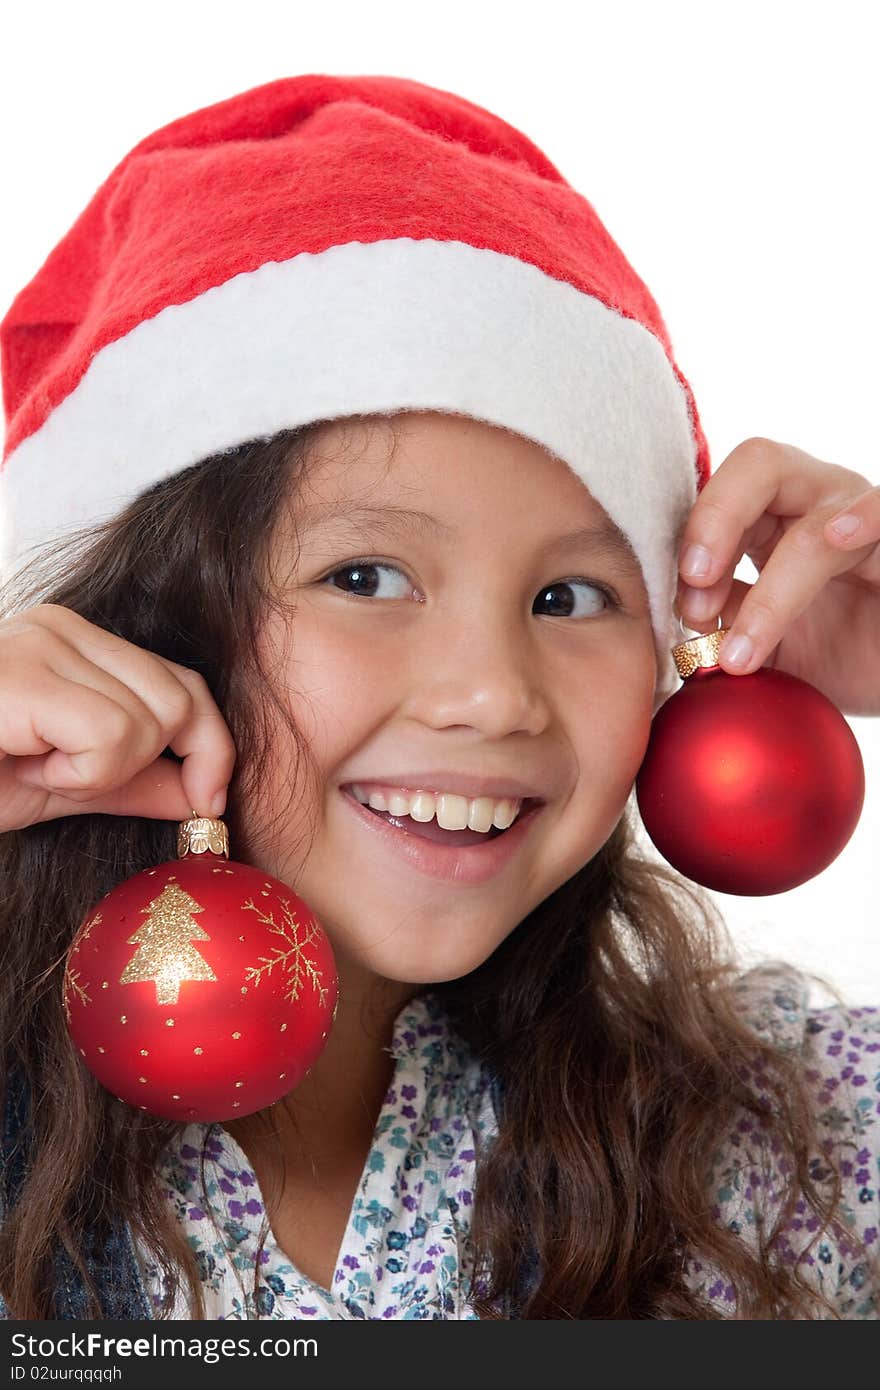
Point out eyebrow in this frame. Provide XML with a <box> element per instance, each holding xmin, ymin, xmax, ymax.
<box><xmin>299</xmin><ymin>505</ymin><xmax>641</xmax><ymax>572</ymax></box>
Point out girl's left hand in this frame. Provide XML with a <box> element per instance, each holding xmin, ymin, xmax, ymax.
<box><xmin>674</xmin><ymin>437</ymin><xmax>880</xmax><ymax>717</ymax></box>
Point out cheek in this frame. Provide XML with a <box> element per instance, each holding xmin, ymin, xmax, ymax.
<box><xmin>608</xmin><ymin>694</ymin><xmax>654</xmax><ymax>777</ymax></box>
<box><xmin>571</xmin><ymin>655</ymin><xmax>655</xmax><ymax>772</ymax></box>
<box><xmin>271</xmin><ymin>616</ymin><xmax>389</xmax><ymax>751</ymax></box>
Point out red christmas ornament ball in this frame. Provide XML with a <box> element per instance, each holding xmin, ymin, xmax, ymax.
<box><xmin>63</xmin><ymin>816</ymin><xmax>337</xmax><ymax>1122</ymax></box>
<box><xmin>636</xmin><ymin>631</ymin><xmax>865</xmax><ymax>896</ymax></box>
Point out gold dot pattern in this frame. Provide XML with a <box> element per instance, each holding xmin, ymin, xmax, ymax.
<box><xmin>194</xmin><ymin>1046</ymin><xmax>203</xmax><ymax>1055</ymax></box>
<box><xmin>232</xmin><ymin>1031</ymin><xmax>241</xmax><ymax>1040</ymax></box>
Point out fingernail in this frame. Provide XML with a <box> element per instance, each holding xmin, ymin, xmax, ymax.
<box><xmin>722</xmin><ymin>633</ymin><xmax>753</xmax><ymax>668</ymax></box>
<box><xmin>210</xmin><ymin>789</ymin><xmax>227</xmax><ymax>817</ymax></box>
<box><xmin>681</xmin><ymin>543</ymin><xmax>712</xmax><ymax>578</ymax></box>
<box><xmin>829</xmin><ymin>513</ymin><xmax>861</xmax><ymax>539</ymax></box>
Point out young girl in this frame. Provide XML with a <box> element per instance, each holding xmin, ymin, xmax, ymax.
<box><xmin>0</xmin><ymin>74</ymin><xmax>877</xmax><ymax>1321</ymax></box>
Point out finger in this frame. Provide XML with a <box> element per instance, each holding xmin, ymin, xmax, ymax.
<box><xmin>711</xmin><ymin>514</ymin><xmax>870</xmax><ymax>673</ymax></box>
<box><xmin>143</xmin><ymin>664</ymin><xmax>236</xmax><ymax>817</ymax></box>
<box><xmin>0</xmin><ymin>663</ymin><xmax>183</xmax><ymax>827</ymax></box>
<box><xmin>676</xmin><ymin>576</ymin><xmax>754</xmax><ymax>639</ymax></box>
<box><xmin>676</xmin><ymin>571</ymin><xmax>735</xmax><ymax>629</ymax></box>
<box><xmin>824</xmin><ymin>484</ymin><xmax>880</xmax><ymax>548</ymax></box>
<box><xmin>678</xmin><ymin>437</ymin><xmax>856</xmax><ymax>591</ymax></box>
<box><xmin>5</xmin><ymin>664</ymin><xmax>180</xmax><ymax>807</ymax></box>
<box><xmin>16</xmin><ymin>607</ymin><xmax>235</xmax><ymax>815</ymax></box>
<box><xmin>677</xmin><ymin>582</ymin><xmax>755</xmax><ymax>664</ymax></box>
<box><xmin>3</xmin><ymin>656</ymin><xmax>161</xmax><ymax>774</ymax></box>
<box><xmin>16</xmin><ymin>755</ymin><xmax>200</xmax><ymax>827</ymax></box>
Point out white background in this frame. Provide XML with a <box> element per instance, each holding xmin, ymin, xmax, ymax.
<box><xmin>1</xmin><ymin>0</ymin><xmax>877</xmax><ymax>1002</ymax></box>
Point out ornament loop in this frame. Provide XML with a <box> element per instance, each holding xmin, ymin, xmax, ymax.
<box><xmin>677</xmin><ymin>613</ymin><xmax>724</xmax><ymax>641</ymax></box>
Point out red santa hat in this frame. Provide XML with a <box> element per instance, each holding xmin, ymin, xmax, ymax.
<box><xmin>0</xmin><ymin>73</ymin><xmax>710</xmax><ymax>709</ymax></box>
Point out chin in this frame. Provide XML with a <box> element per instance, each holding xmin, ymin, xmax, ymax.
<box><xmin>381</xmin><ymin>937</ymin><xmax>502</xmax><ymax>986</ymax></box>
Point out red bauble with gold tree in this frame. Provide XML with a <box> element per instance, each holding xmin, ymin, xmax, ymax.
<box><xmin>63</xmin><ymin>815</ymin><xmax>337</xmax><ymax>1122</ymax></box>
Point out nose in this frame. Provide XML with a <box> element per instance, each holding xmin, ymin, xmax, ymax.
<box><xmin>400</xmin><ymin>597</ymin><xmax>551</xmax><ymax>739</ymax></box>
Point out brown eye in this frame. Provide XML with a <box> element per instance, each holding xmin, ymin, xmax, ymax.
<box><xmin>323</xmin><ymin>562</ymin><xmax>411</xmax><ymax>600</ymax></box>
<box><xmin>534</xmin><ymin>579</ymin><xmax>618</xmax><ymax>618</ymax></box>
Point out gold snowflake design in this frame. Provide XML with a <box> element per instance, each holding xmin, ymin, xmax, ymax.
<box><xmin>79</xmin><ymin>910</ymin><xmax>102</xmax><ymax>943</ymax></box>
<box><xmin>241</xmin><ymin>896</ymin><xmax>331</xmax><ymax>1010</ymax></box>
<box><xmin>62</xmin><ymin>911</ymin><xmax>102</xmax><ymax>1023</ymax></box>
<box><xmin>62</xmin><ymin>965</ymin><xmax>91</xmax><ymax>1025</ymax></box>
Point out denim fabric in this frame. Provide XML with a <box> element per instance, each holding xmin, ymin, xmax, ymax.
<box><xmin>0</xmin><ymin>1063</ymin><xmax>538</xmax><ymax>1320</ymax></box>
<box><xmin>489</xmin><ymin>1071</ymin><xmax>542</xmax><ymax>1312</ymax></box>
<box><xmin>0</xmin><ymin>1062</ymin><xmax>153</xmax><ymax>1320</ymax></box>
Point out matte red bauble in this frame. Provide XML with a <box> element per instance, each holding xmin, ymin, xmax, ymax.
<box><xmin>63</xmin><ymin>816</ymin><xmax>338</xmax><ymax>1122</ymax></box>
<box><xmin>636</xmin><ymin>626</ymin><xmax>865</xmax><ymax>896</ymax></box>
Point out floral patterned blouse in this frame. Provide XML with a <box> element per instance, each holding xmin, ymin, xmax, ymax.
<box><xmin>136</xmin><ymin>964</ymin><xmax>879</xmax><ymax>1319</ymax></box>
<box><xmin>139</xmin><ymin>987</ymin><xmax>497</xmax><ymax>1318</ymax></box>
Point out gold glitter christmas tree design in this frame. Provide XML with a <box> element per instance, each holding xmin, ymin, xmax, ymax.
<box><xmin>119</xmin><ymin>879</ymin><xmax>217</xmax><ymax>1005</ymax></box>
<box><xmin>241</xmin><ymin>896</ymin><xmax>330</xmax><ymax>1009</ymax></box>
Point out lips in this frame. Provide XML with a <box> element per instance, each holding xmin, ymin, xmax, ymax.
<box><xmin>343</xmin><ymin>788</ymin><xmax>545</xmax><ymax>885</ymax></box>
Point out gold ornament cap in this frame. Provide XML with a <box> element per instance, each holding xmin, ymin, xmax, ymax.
<box><xmin>177</xmin><ymin>813</ymin><xmax>229</xmax><ymax>860</ymax></box>
<box><xmin>671</xmin><ymin>620</ymin><xmax>731</xmax><ymax>680</ymax></box>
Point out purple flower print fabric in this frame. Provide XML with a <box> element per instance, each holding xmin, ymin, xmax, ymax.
<box><xmin>136</xmin><ymin>966</ymin><xmax>878</xmax><ymax>1319</ymax></box>
<box><xmin>138</xmin><ymin>991</ymin><xmax>497</xmax><ymax>1318</ymax></box>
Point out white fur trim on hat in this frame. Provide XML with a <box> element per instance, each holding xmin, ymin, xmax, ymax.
<box><xmin>0</xmin><ymin>238</ymin><xmax>697</xmax><ymax>707</ymax></box>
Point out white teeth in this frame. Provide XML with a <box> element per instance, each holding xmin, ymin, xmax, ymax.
<box><xmin>350</xmin><ymin>785</ymin><xmax>522</xmax><ymax>833</ymax></box>
<box><xmin>465</xmin><ymin>797</ymin><xmax>496</xmax><ymax>834</ymax></box>
<box><xmin>493</xmin><ymin>800</ymin><xmax>520</xmax><ymax>832</ymax></box>
<box><xmin>435</xmin><ymin>793</ymin><xmax>470</xmax><ymax>831</ymax></box>
<box><xmin>410</xmin><ymin>790</ymin><xmax>437</xmax><ymax>823</ymax></box>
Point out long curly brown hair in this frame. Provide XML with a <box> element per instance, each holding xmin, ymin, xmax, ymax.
<box><xmin>0</xmin><ymin>418</ymin><xmax>866</xmax><ymax>1319</ymax></box>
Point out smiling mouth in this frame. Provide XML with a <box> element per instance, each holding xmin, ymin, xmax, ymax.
<box><xmin>348</xmin><ymin>791</ymin><xmax>541</xmax><ymax>847</ymax></box>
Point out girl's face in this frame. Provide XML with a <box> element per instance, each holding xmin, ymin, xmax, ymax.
<box><xmin>251</xmin><ymin>411</ymin><xmax>657</xmax><ymax>987</ymax></box>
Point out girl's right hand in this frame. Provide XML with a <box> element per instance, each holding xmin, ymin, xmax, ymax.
<box><xmin>0</xmin><ymin>604</ymin><xmax>237</xmax><ymax>833</ymax></box>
